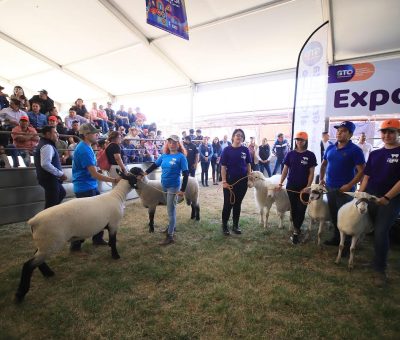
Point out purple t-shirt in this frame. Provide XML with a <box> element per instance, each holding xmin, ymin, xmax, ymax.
<box><xmin>364</xmin><ymin>146</ymin><xmax>400</xmax><ymax>197</ymax></box>
<box><xmin>284</xmin><ymin>150</ymin><xmax>317</xmax><ymax>190</ymax></box>
<box><xmin>220</xmin><ymin>145</ymin><xmax>251</xmax><ymax>181</ymax></box>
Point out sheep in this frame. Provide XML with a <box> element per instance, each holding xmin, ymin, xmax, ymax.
<box><xmin>130</xmin><ymin>167</ymin><xmax>200</xmax><ymax>232</ymax></box>
<box><xmin>248</xmin><ymin>171</ymin><xmax>292</xmax><ymax>230</ymax></box>
<box><xmin>15</xmin><ymin>172</ymin><xmax>138</xmax><ymax>303</ymax></box>
<box><xmin>306</xmin><ymin>183</ymin><xmax>331</xmax><ymax>246</ymax></box>
<box><xmin>335</xmin><ymin>191</ymin><xmax>376</xmax><ymax>270</ymax></box>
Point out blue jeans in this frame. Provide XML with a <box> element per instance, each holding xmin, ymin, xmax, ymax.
<box><xmin>163</xmin><ymin>186</ymin><xmax>180</xmax><ymax>236</ymax></box>
<box><xmin>368</xmin><ymin>195</ymin><xmax>400</xmax><ymax>272</ymax></box>
<box><xmin>272</xmin><ymin>157</ymin><xmax>284</xmax><ymax>175</ymax></box>
<box><xmin>259</xmin><ymin>162</ymin><xmax>271</xmax><ymax>177</ymax></box>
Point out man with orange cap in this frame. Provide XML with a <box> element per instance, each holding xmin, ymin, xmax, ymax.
<box><xmin>359</xmin><ymin>119</ymin><xmax>400</xmax><ymax>286</ymax></box>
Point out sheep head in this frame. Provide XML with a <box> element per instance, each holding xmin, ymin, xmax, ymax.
<box><xmin>350</xmin><ymin>191</ymin><xmax>377</xmax><ymax>215</ymax></box>
<box><xmin>248</xmin><ymin>171</ymin><xmax>265</xmax><ymax>188</ymax></box>
<box><xmin>309</xmin><ymin>184</ymin><xmax>327</xmax><ymax>202</ymax></box>
<box><xmin>116</xmin><ymin>168</ymin><xmax>138</xmax><ymax>189</ymax></box>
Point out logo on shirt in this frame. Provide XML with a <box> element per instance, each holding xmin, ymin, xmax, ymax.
<box><xmin>241</xmin><ymin>152</ymin><xmax>247</xmax><ymax>160</ymax></box>
<box><xmin>387</xmin><ymin>154</ymin><xmax>399</xmax><ymax>163</ymax></box>
<box><xmin>169</xmin><ymin>158</ymin><xmax>177</xmax><ymax>165</ymax></box>
<box><xmin>301</xmin><ymin>156</ymin><xmax>309</xmax><ymax>165</ymax></box>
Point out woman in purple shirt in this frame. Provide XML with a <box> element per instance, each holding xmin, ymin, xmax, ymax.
<box><xmin>359</xmin><ymin>119</ymin><xmax>400</xmax><ymax>287</ymax></box>
<box><xmin>279</xmin><ymin>132</ymin><xmax>317</xmax><ymax>244</ymax></box>
<box><xmin>220</xmin><ymin>129</ymin><xmax>251</xmax><ymax>236</ymax></box>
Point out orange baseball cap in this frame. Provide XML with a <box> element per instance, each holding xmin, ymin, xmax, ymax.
<box><xmin>20</xmin><ymin>116</ymin><xmax>29</xmax><ymax>121</ymax></box>
<box><xmin>294</xmin><ymin>131</ymin><xmax>308</xmax><ymax>140</ymax></box>
<box><xmin>379</xmin><ymin>119</ymin><xmax>400</xmax><ymax>131</ymax></box>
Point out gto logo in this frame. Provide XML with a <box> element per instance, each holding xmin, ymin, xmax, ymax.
<box><xmin>337</xmin><ymin>69</ymin><xmax>353</xmax><ymax>77</ymax></box>
<box><xmin>334</xmin><ymin>88</ymin><xmax>400</xmax><ymax>111</ymax></box>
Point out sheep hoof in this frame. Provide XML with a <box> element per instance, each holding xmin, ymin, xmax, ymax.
<box><xmin>348</xmin><ymin>264</ymin><xmax>354</xmax><ymax>271</ymax></box>
<box><xmin>195</xmin><ymin>216</ymin><xmax>200</xmax><ymax>221</ymax></box>
<box><xmin>112</xmin><ymin>254</ymin><xmax>120</xmax><ymax>260</ymax></box>
<box><xmin>14</xmin><ymin>292</ymin><xmax>25</xmax><ymax>304</ymax></box>
<box><xmin>149</xmin><ymin>226</ymin><xmax>155</xmax><ymax>233</ymax></box>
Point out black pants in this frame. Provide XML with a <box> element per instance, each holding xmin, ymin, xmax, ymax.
<box><xmin>287</xmin><ymin>190</ymin><xmax>308</xmax><ymax>233</ymax></box>
<box><xmin>188</xmin><ymin>164</ymin><xmax>196</xmax><ymax>178</ymax></box>
<box><xmin>326</xmin><ymin>188</ymin><xmax>353</xmax><ymax>241</ymax></box>
<box><xmin>39</xmin><ymin>178</ymin><xmax>66</xmax><ymax>209</ymax></box>
<box><xmin>201</xmin><ymin>161</ymin><xmax>210</xmax><ymax>185</ymax></box>
<box><xmin>72</xmin><ymin>189</ymin><xmax>104</xmax><ymax>247</ymax></box>
<box><xmin>222</xmin><ymin>178</ymin><xmax>248</xmax><ymax>227</ymax></box>
<box><xmin>211</xmin><ymin>158</ymin><xmax>220</xmax><ymax>182</ymax></box>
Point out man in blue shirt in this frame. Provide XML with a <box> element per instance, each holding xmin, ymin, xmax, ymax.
<box><xmin>71</xmin><ymin>123</ymin><xmax>119</xmax><ymax>250</ymax></box>
<box><xmin>320</xmin><ymin>121</ymin><xmax>365</xmax><ymax>246</ymax></box>
<box><xmin>28</xmin><ymin>102</ymin><xmax>47</xmax><ymax>131</ymax></box>
<box><xmin>272</xmin><ymin>133</ymin><xmax>289</xmax><ymax>175</ymax></box>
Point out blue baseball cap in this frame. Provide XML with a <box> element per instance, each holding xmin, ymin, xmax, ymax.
<box><xmin>334</xmin><ymin>121</ymin><xmax>356</xmax><ymax>134</ymax></box>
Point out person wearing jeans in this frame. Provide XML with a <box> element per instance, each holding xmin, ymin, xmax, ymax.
<box><xmin>272</xmin><ymin>133</ymin><xmax>289</xmax><ymax>175</ymax></box>
<box><xmin>199</xmin><ymin>136</ymin><xmax>213</xmax><ymax>186</ymax></box>
<box><xmin>220</xmin><ymin>129</ymin><xmax>251</xmax><ymax>236</ymax></box>
<box><xmin>278</xmin><ymin>132</ymin><xmax>317</xmax><ymax>244</ymax></box>
<box><xmin>144</xmin><ymin>135</ymin><xmax>189</xmax><ymax>246</ymax></box>
<box><xmin>257</xmin><ymin>138</ymin><xmax>272</xmax><ymax>177</ymax></box>
<box><xmin>359</xmin><ymin>119</ymin><xmax>400</xmax><ymax>287</ymax></box>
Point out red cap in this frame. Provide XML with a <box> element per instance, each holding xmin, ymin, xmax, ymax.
<box><xmin>379</xmin><ymin>119</ymin><xmax>400</xmax><ymax>131</ymax></box>
<box><xmin>20</xmin><ymin>116</ymin><xmax>29</xmax><ymax>121</ymax></box>
<box><xmin>48</xmin><ymin>116</ymin><xmax>58</xmax><ymax>121</ymax></box>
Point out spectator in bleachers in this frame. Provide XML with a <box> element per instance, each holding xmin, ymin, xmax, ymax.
<box><xmin>127</xmin><ymin>107</ymin><xmax>136</xmax><ymax>125</ymax></box>
<box><xmin>89</xmin><ymin>102</ymin><xmax>108</xmax><ymax>134</ymax></box>
<box><xmin>272</xmin><ymin>133</ymin><xmax>290</xmax><ymax>175</ymax></box>
<box><xmin>55</xmin><ymin>116</ymin><xmax>68</xmax><ymax>138</ymax></box>
<box><xmin>148</xmin><ymin>122</ymin><xmax>157</xmax><ymax>133</ymax></box>
<box><xmin>28</xmin><ymin>102</ymin><xmax>48</xmax><ymax>130</ymax></box>
<box><xmin>248</xmin><ymin>137</ymin><xmax>259</xmax><ymax>171</ymax></box>
<box><xmin>220</xmin><ymin>135</ymin><xmax>232</xmax><ymax>151</ymax></box>
<box><xmin>116</xmin><ymin>105</ymin><xmax>129</xmax><ymax>131</ymax></box>
<box><xmin>257</xmin><ymin>138</ymin><xmax>272</xmax><ymax>177</ymax></box>
<box><xmin>135</xmin><ymin>118</ymin><xmax>146</xmax><ymax>131</ymax></box>
<box><xmin>136</xmin><ymin>139</ymin><xmax>147</xmax><ymax>163</ymax></box>
<box><xmin>71</xmin><ymin>98</ymin><xmax>88</xmax><ymax>117</ymax></box>
<box><xmin>211</xmin><ymin>137</ymin><xmax>222</xmax><ymax>185</ymax></box>
<box><xmin>11</xmin><ymin>115</ymin><xmax>39</xmax><ymax>166</ymax></box>
<box><xmin>135</xmin><ymin>107</ymin><xmax>146</xmax><ymax>122</ymax></box>
<box><xmin>126</xmin><ymin>126</ymin><xmax>140</xmax><ymax>147</ymax></box>
<box><xmin>65</xmin><ymin>136</ymin><xmax>77</xmax><ymax>165</ymax></box>
<box><xmin>182</xmin><ymin>130</ymin><xmax>187</xmax><ymax>141</ymax></box>
<box><xmin>183</xmin><ymin>135</ymin><xmax>199</xmax><ymax>177</ymax></box>
<box><xmin>48</xmin><ymin>116</ymin><xmax>68</xmax><ymax>163</ymax></box>
<box><xmin>144</xmin><ymin>132</ymin><xmax>159</xmax><ymax>162</ymax></box>
<box><xmin>0</xmin><ymin>145</ymin><xmax>11</xmax><ymax>168</ymax></box>
<box><xmin>118</xmin><ymin>125</ymin><xmax>127</xmax><ymax>138</ymax></box>
<box><xmin>121</xmin><ymin>138</ymin><xmax>135</xmax><ymax>164</ymax></box>
<box><xmin>357</xmin><ymin>132</ymin><xmax>373</xmax><ymax>162</ymax></box>
<box><xmin>0</xmin><ymin>98</ymin><xmax>26</xmax><ymax>127</ymax></box>
<box><xmin>155</xmin><ymin>130</ymin><xmax>164</xmax><ymax>153</ymax></box>
<box><xmin>29</xmin><ymin>89</ymin><xmax>54</xmax><ymax>115</ymax></box>
<box><xmin>65</xmin><ymin>108</ymin><xmax>88</xmax><ymax>129</ymax></box>
<box><xmin>98</xmin><ymin>105</ymin><xmax>109</xmax><ymax>131</ymax></box>
<box><xmin>0</xmin><ymin>85</ymin><xmax>9</xmax><ymax>109</ymax></box>
<box><xmin>11</xmin><ymin>86</ymin><xmax>30</xmax><ymax>111</ymax></box>
<box><xmin>67</xmin><ymin>120</ymin><xmax>81</xmax><ymax>139</ymax></box>
<box><xmin>105</xmin><ymin>102</ymin><xmax>117</xmax><ymax>130</ymax></box>
<box><xmin>199</xmin><ymin>136</ymin><xmax>213</xmax><ymax>187</ymax></box>
<box><xmin>141</xmin><ymin>128</ymin><xmax>149</xmax><ymax>139</ymax></box>
<box><xmin>189</xmin><ymin>128</ymin><xmax>196</xmax><ymax>141</ymax></box>
<box><xmin>0</xmin><ymin>123</ymin><xmax>19</xmax><ymax>167</ymax></box>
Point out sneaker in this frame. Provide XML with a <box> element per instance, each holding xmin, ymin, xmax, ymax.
<box><xmin>159</xmin><ymin>235</ymin><xmax>174</xmax><ymax>246</ymax></box>
<box><xmin>222</xmin><ymin>225</ymin><xmax>230</xmax><ymax>236</ymax></box>
<box><xmin>290</xmin><ymin>233</ymin><xmax>299</xmax><ymax>245</ymax></box>
<box><xmin>232</xmin><ymin>226</ymin><xmax>242</xmax><ymax>234</ymax></box>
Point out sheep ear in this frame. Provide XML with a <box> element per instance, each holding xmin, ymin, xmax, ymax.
<box><xmin>369</xmin><ymin>195</ymin><xmax>378</xmax><ymax>202</ymax></box>
<box><xmin>322</xmin><ymin>186</ymin><xmax>328</xmax><ymax>193</ymax></box>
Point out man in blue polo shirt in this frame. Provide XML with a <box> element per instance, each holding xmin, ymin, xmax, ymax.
<box><xmin>320</xmin><ymin>121</ymin><xmax>365</xmax><ymax>246</ymax></box>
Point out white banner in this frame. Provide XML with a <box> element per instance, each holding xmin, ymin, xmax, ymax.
<box><xmin>293</xmin><ymin>23</ymin><xmax>329</xmax><ymax>167</ymax></box>
<box><xmin>326</xmin><ymin>58</ymin><xmax>400</xmax><ymax>116</ymax></box>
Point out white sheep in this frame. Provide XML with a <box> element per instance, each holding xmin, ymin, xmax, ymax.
<box><xmin>248</xmin><ymin>172</ymin><xmax>292</xmax><ymax>230</ymax></box>
<box><xmin>130</xmin><ymin>167</ymin><xmax>200</xmax><ymax>232</ymax></box>
<box><xmin>335</xmin><ymin>191</ymin><xmax>375</xmax><ymax>270</ymax></box>
<box><xmin>306</xmin><ymin>183</ymin><xmax>331</xmax><ymax>246</ymax></box>
<box><xmin>15</xmin><ymin>173</ymin><xmax>137</xmax><ymax>302</ymax></box>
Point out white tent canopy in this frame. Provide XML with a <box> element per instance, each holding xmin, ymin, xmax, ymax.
<box><xmin>1</xmin><ymin>0</ymin><xmax>399</xmax><ymax>116</ymax></box>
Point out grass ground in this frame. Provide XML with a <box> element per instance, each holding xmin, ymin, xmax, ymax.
<box><xmin>0</xmin><ymin>184</ymin><xmax>400</xmax><ymax>339</ymax></box>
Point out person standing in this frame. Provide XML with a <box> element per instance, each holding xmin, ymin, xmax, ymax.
<box><xmin>199</xmin><ymin>136</ymin><xmax>213</xmax><ymax>187</ymax></box>
<box><xmin>34</xmin><ymin>125</ymin><xmax>67</xmax><ymax>209</ymax></box>
<box><xmin>220</xmin><ymin>129</ymin><xmax>251</xmax><ymax>236</ymax></box>
<box><xmin>248</xmin><ymin>137</ymin><xmax>259</xmax><ymax>171</ymax></box>
<box><xmin>29</xmin><ymin>89</ymin><xmax>54</xmax><ymax>115</ymax></box>
<box><xmin>143</xmin><ymin>135</ymin><xmax>189</xmax><ymax>245</ymax></box>
<box><xmin>211</xmin><ymin>137</ymin><xmax>222</xmax><ymax>185</ymax></box>
<box><xmin>272</xmin><ymin>133</ymin><xmax>289</xmax><ymax>175</ymax></box>
<box><xmin>70</xmin><ymin>123</ymin><xmax>119</xmax><ymax>250</ymax></box>
<box><xmin>183</xmin><ymin>135</ymin><xmax>199</xmax><ymax>177</ymax></box>
<box><xmin>105</xmin><ymin>131</ymin><xmax>127</xmax><ymax>185</ymax></box>
<box><xmin>220</xmin><ymin>135</ymin><xmax>232</xmax><ymax>151</ymax></box>
<box><xmin>320</xmin><ymin>131</ymin><xmax>333</xmax><ymax>162</ymax></box>
<box><xmin>320</xmin><ymin>121</ymin><xmax>365</xmax><ymax>246</ymax></box>
<box><xmin>359</xmin><ymin>119</ymin><xmax>400</xmax><ymax>286</ymax></box>
<box><xmin>279</xmin><ymin>132</ymin><xmax>317</xmax><ymax>244</ymax></box>
<box><xmin>257</xmin><ymin>138</ymin><xmax>272</xmax><ymax>177</ymax></box>
<box><xmin>357</xmin><ymin>132</ymin><xmax>373</xmax><ymax>162</ymax></box>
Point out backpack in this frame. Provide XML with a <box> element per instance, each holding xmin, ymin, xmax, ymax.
<box><xmin>96</xmin><ymin>142</ymin><xmax>115</xmax><ymax>171</ymax></box>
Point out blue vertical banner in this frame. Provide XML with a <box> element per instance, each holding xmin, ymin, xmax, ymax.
<box><xmin>146</xmin><ymin>0</ymin><xmax>189</xmax><ymax>40</ymax></box>
<box><xmin>292</xmin><ymin>22</ymin><xmax>329</xmax><ymax>170</ymax></box>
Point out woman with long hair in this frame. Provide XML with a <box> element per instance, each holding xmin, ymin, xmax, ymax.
<box><xmin>211</xmin><ymin>137</ymin><xmax>222</xmax><ymax>185</ymax></box>
<box><xmin>11</xmin><ymin>86</ymin><xmax>29</xmax><ymax>111</ymax></box>
<box><xmin>359</xmin><ymin>119</ymin><xmax>400</xmax><ymax>287</ymax></box>
<box><xmin>144</xmin><ymin>135</ymin><xmax>189</xmax><ymax>245</ymax></box>
<box><xmin>220</xmin><ymin>129</ymin><xmax>251</xmax><ymax>235</ymax></box>
<box><xmin>105</xmin><ymin>131</ymin><xmax>127</xmax><ymax>186</ymax></box>
<box><xmin>279</xmin><ymin>131</ymin><xmax>317</xmax><ymax>244</ymax></box>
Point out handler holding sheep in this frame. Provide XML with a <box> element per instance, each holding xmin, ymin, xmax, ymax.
<box><xmin>70</xmin><ymin>123</ymin><xmax>120</xmax><ymax>251</ymax></box>
<box><xmin>278</xmin><ymin>131</ymin><xmax>317</xmax><ymax>244</ymax></box>
<box><xmin>359</xmin><ymin>119</ymin><xmax>400</xmax><ymax>287</ymax></box>
<box><xmin>143</xmin><ymin>135</ymin><xmax>189</xmax><ymax>246</ymax></box>
<box><xmin>220</xmin><ymin>128</ymin><xmax>252</xmax><ymax>236</ymax></box>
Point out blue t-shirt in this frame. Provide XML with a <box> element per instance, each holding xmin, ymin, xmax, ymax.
<box><xmin>364</xmin><ymin>146</ymin><xmax>400</xmax><ymax>197</ymax></box>
<box><xmin>284</xmin><ymin>150</ymin><xmax>317</xmax><ymax>190</ymax></box>
<box><xmin>72</xmin><ymin>141</ymin><xmax>98</xmax><ymax>193</ymax></box>
<box><xmin>324</xmin><ymin>141</ymin><xmax>365</xmax><ymax>191</ymax></box>
<box><xmin>220</xmin><ymin>145</ymin><xmax>251</xmax><ymax>182</ymax></box>
<box><xmin>155</xmin><ymin>152</ymin><xmax>188</xmax><ymax>188</ymax></box>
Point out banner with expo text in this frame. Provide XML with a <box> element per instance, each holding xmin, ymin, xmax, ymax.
<box><xmin>146</xmin><ymin>0</ymin><xmax>189</xmax><ymax>40</ymax></box>
<box><xmin>326</xmin><ymin>58</ymin><xmax>400</xmax><ymax>116</ymax></box>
